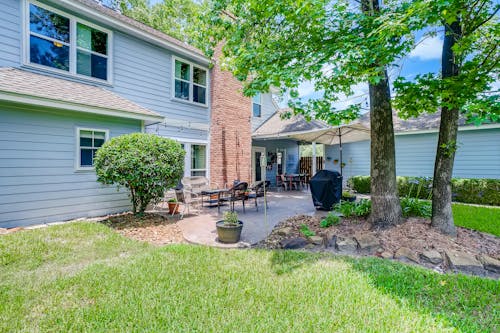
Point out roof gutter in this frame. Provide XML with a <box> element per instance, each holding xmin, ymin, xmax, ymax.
<box><xmin>56</xmin><ymin>0</ymin><xmax>210</xmax><ymax>66</ymax></box>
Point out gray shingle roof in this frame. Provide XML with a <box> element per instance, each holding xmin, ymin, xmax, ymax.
<box><xmin>252</xmin><ymin>108</ymin><xmax>488</xmax><ymax>138</ymax></box>
<box><xmin>253</xmin><ymin>108</ymin><xmax>330</xmax><ymax>138</ymax></box>
<box><xmin>0</xmin><ymin>67</ymin><xmax>162</xmax><ymax>120</ymax></box>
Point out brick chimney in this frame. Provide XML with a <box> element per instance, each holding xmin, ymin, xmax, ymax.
<box><xmin>210</xmin><ymin>46</ymin><xmax>252</xmax><ymax>188</ymax></box>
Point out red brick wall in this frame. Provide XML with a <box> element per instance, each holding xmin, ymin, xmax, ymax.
<box><xmin>210</xmin><ymin>47</ymin><xmax>252</xmax><ymax>188</ymax></box>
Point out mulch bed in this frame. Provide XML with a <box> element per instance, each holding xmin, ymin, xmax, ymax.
<box><xmin>258</xmin><ymin>214</ymin><xmax>500</xmax><ymax>260</ymax></box>
<box><xmin>101</xmin><ymin>213</ymin><xmax>185</xmax><ymax>246</ymax></box>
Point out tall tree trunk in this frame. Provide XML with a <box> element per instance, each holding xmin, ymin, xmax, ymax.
<box><xmin>432</xmin><ymin>20</ymin><xmax>461</xmax><ymax>236</ymax></box>
<box><xmin>369</xmin><ymin>70</ymin><xmax>402</xmax><ymax>227</ymax></box>
<box><xmin>362</xmin><ymin>0</ymin><xmax>402</xmax><ymax>227</ymax></box>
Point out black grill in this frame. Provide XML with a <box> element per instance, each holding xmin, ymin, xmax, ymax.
<box><xmin>309</xmin><ymin>170</ymin><xmax>342</xmax><ymax>210</ymax></box>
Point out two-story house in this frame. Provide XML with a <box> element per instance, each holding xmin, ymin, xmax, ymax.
<box><xmin>0</xmin><ymin>0</ymin><xmax>278</xmax><ymax>228</ymax></box>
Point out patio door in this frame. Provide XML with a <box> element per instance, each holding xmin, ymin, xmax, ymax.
<box><xmin>251</xmin><ymin>146</ymin><xmax>266</xmax><ymax>183</ymax></box>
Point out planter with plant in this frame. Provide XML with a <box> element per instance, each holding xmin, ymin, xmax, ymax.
<box><xmin>341</xmin><ymin>191</ymin><xmax>357</xmax><ymax>202</ymax></box>
<box><xmin>216</xmin><ymin>211</ymin><xmax>243</xmax><ymax>243</ymax></box>
<box><xmin>167</xmin><ymin>198</ymin><xmax>179</xmax><ymax>214</ymax></box>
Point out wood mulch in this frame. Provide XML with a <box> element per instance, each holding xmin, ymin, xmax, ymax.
<box><xmin>260</xmin><ymin>215</ymin><xmax>500</xmax><ymax>259</ymax></box>
<box><xmin>101</xmin><ymin>212</ymin><xmax>186</xmax><ymax>246</ymax></box>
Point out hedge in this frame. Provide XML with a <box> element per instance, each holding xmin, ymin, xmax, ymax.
<box><xmin>348</xmin><ymin>176</ymin><xmax>500</xmax><ymax>206</ymax></box>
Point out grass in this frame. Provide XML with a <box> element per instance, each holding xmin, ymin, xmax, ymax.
<box><xmin>1</xmin><ymin>222</ymin><xmax>498</xmax><ymax>332</ymax></box>
<box><xmin>452</xmin><ymin>203</ymin><xmax>500</xmax><ymax>236</ymax></box>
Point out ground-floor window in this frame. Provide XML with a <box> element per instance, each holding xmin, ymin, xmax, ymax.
<box><xmin>179</xmin><ymin>142</ymin><xmax>208</xmax><ymax>178</ymax></box>
<box><xmin>191</xmin><ymin>144</ymin><xmax>207</xmax><ymax>177</ymax></box>
<box><xmin>76</xmin><ymin>128</ymin><xmax>108</xmax><ymax>169</ymax></box>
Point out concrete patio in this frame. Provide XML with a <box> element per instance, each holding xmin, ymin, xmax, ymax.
<box><xmin>176</xmin><ymin>190</ymin><xmax>328</xmax><ymax>247</ymax></box>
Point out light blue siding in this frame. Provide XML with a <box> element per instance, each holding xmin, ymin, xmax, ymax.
<box><xmin>251</xmin><ymin>93</ymin><xmax>277</xmax><ymax>132</ymax></box>
<box><xmin>0</xmin><ymin>0</ymin><xmax>210</xmax><ymax>143</ymax></box>
<box><xmin>0</xmin><ymin>0</ymin><xmax>21</xmax><ymax>67</ymax></box>
<box><xmin>252</xmin><ymin>139</ymin><xmax>300</xmax><ymax>186</ymax></box>
<box><xmin>0</xmin><ymin>104</ymin><xmax>142</xmax><ymax>228</ymax></box>
<box><xmin>112</xmin><ymin>32</ymin><xmax>209</xmax><ymax>142</ymax></box>
<box><xmin>323</xmin><ymin>128</ymin><xmax>500</xmax><ymax>179</ymax></box>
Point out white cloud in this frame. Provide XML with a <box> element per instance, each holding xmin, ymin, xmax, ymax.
<box><xmin>409</xmin><ymin>36</ymin><xmax>443</xmax><ymax>61</ymax></box>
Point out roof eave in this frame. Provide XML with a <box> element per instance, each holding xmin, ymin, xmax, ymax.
<box><xmin>0</xmin><ymin>91</ymin><xmax>164</xmax><ymax>124</ymax></box>
<box><xmin>56</xmin><ymin>0</ymin><xmax>210</xmax><ymax>66</ymax></box>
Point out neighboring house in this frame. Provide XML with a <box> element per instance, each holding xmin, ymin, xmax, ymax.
<box><xmin>252</xmin><ymin>109</ymin><xmax>500</xmax><ymax>185</ymax></box>
<box><xmin>0</xmin><ymin>0</ymin><xmax>276</xmax><ymax>227</ymax></box>
<box><xmin>326</xmin><ymin>112</ymin><xmax>500</xmax><ymax>180</ymax></box>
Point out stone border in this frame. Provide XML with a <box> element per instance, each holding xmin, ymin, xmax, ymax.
<box><xmin>276</xmin><ymin>229</ymin><xmax>500</xmax><ymax>279</ymax></box>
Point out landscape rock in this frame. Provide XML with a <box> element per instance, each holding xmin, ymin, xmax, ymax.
<box><xmin>354</xmin><ymin>233</ymin><xmax>381</xmax><ymax>253</ymax></box>
<box><xmin>395</xmin><ymin>247</ymin><xmax>419</xmax><ymax>263</ymax></box>
<box><xmin>420</xmin><ymin>250</ymin><xmax>443</xmax><ymax>265</ymax></box>
<box><xmin>309</xmin><ymin>236</ymin><xmax>324</xmax><ymax>246</ymax></box>
<box><xmin>325</xmin><ymin>231</ymin><xmax>336</xmax><ymax>248</ymax></box>
<box><xmin>0</xmin><ymin>228</ymin><xmax>7</xmax><ymax>235</ymax></box>
<box><xmin>379</xmin><ymin>251</ymin><xmax>393</xmax><ymax>259</ymax></box>
<box><xmin>445</xmin><ymin>250</ymin><xmax>484</xmax><ymax>275</ymax></box>
<box><xmin>336</xmin><ymin>237</ymin><xmax>358</xmax><ymax>253</ymax></box>
<box><xmin>478</xmin><ymin>254</ymin><xmax>500</xmax><ymax>273</ymax></box>
<box><xmin>281</xmin><ymin>237</ymin><xmax>308</xmax><ymax>249</ymax></box>
<box><xmin>275</xmin><ymin>227</ymin><xmax>294</xmax><ymax>237</ymax></box>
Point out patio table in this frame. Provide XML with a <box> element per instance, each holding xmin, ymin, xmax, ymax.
<box><xmin>201</xmin><ymin>189</ymin><xmax>229</xmax><ymax>213</ymax></box>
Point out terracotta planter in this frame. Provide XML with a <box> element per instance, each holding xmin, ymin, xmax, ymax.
<box><xmin>216</xmin><ymin>220</ymin><xmax>243</xmax><ymax>243</ymax></box>
<box><xmin>168</xmin><ymin>202</ymin><xmax>179</xmax><ymax>214</ymax></box>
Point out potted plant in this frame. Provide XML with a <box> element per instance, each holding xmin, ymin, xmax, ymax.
<box><xmin>167</xmin><ymin>198</ymin><xmax>179</xmax><ymax>214</ymax></box>
<box><xmin>216</xmin><ymin>211</ymin><xmax>243</xmax><ymax>243</ymax></box>
<box><xmin>341</xmin><ymin>191</ymin><xmax>357</xmax><ymax>202</ymax></box>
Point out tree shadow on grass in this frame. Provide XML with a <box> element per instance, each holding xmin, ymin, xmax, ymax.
<box><xmin>269</xmin><ymin>250</ymin><xmax>498</xmax><ymax>331</ymax></box>
<box><xmin>269</xmin><ymin>250</ymin><xmax>324</xmax><ymax>275</ymax></box>
<box><xmin>345</xmin><ymin>256</ymin><xmax>499</xmax><ymax>332</ymax></box>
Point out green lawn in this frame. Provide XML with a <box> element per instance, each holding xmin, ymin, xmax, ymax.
<box><xmin>453</xmin><ymin>203</ymin><xmax>500</xmax><ymax>236</ymax></box>
<box><xmin>1</xmin><ymin>223</ymin><xmax>498</xmax><ymax>332</ymax></box>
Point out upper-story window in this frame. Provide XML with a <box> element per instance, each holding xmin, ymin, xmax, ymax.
<box><xmin>252</xmin><ymin>93</ymin><xmax>262</xmax><ymax>117</ymax></box>
<box><xmin>26</xmin><ymin>1</ymin><xmax>111</xmax><ymax>82</ymax></box>
<box><xmin>173</xmin><ymin>58</ymin><xmax>208</xmax><ymax>106</ymax></box>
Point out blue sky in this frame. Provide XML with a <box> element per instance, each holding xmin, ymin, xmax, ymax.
<box><xmin>295</xmin><ymin>34</ymin><xmax>444</xmax><ymax>110</ymax></box>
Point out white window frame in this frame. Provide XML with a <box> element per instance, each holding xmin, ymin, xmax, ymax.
<box><xmin>171</xmin><ymin>56</ymin><xmax>209</xmax><ymax>107</ymax></box>
<box><xmin>22</xmin><ymin>0</ymin><xmax>114</xmax><ymax>84</ymax></box>
<box><xmin>75</xmin><ymin>127</ymin><xmax>109</xmax><ymax>171</ymax></box>
<box><xmin>189</xmin><ymin>144</ymin><xmax>208</xmax><ymax>177</ymax></box>
<box><xmin>173</xmin><ymin>139</ymin><xmax>209</xmax><ymax>178</ymax></box>
<box><xmin>252</xmin><ymin>93</ymin><xmax>262</xmax><ymax>117</ymax></box>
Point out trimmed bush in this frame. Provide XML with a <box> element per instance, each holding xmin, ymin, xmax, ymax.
<box><xmin>94</xmin><ymin>133</ymin><xmax>185</xmax><ymax>214</ymax></box>
<box><xmin>348</xmin><ymin>176</ymin><xmax>500</xmax><ymax>206</ymax></box>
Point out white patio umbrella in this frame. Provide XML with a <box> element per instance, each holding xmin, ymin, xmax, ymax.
<box><xmin>289</xmin><ymin>123</ymin><xmax>370</xmax><ymax>177</ymax></box>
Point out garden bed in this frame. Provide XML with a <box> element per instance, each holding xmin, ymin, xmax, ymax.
<box><xmin>101</xmin><ymin>213</ymin><xmax>185</xmax><ymax>246</ymax></box>
<box><xmin>257</xmin><ymin>214</ymin><xmax>500</xmax><ymax>278</ymax></box>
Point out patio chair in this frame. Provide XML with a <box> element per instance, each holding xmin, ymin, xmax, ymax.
<box><xmin>248</xmin><ymin>180</ymin><xmax>270</xmax><ymax>211</ymax></box>
<box><xmin>181</xmin><ymin>176</ymin><xmax>211</xmax><ymax>194</ymax></box>
<box><xmin>222</xmin><ymin>181</ymin><xmax>248</xmax><ymax>213</ymax></box>
<box><xmin>277</xmin><ymin>174</ymin><xmax>288</xmax><ymax>191</ymax></box>
<box><xmin>176</xmin><ymin>188</ymin><xmax>202</xmax><ymax>219</ymax></box>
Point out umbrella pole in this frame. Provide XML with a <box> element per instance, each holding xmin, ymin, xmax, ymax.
<box><xmin>339</xmin><ymin>129</ymin><xmax>343</xmax><ymax>178</ymax></box>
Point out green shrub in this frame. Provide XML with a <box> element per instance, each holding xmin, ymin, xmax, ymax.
<box><xmin>348</xmin><ymin>176</ymin><xmax>500</xmax><ymax>206</ymax></box>
<box><xmin>299</xmin><ymin>224</ymin><xmax>315</xmax><ymax>237</ymax></box>
<box><xmin>400</xmin><ymin>197</ymin><xmax>432</xmax><ymax>218</ymax></box>
<box><xmin>320</xmin><ymin>213</ymin><xmax>341</xmax><ymax>228</ymax></box>
<box><xmin>348</xmin><ymin>176</ymin><xmax>370</xmax><ymax>194</ymax></box>
<box><xmin>94</xmin><ymin>133</ymin><xmax>185</xmax><ymax>214</ymax></box>
<box><xmin>223</xmin><ymin>211</ymin><xmax>239</xmax><ymax>225</ymax></box>
<box><xmin>334</xmin><ymin>199</ymin><xmax>371</xmax><ymax>218</ymax></box>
